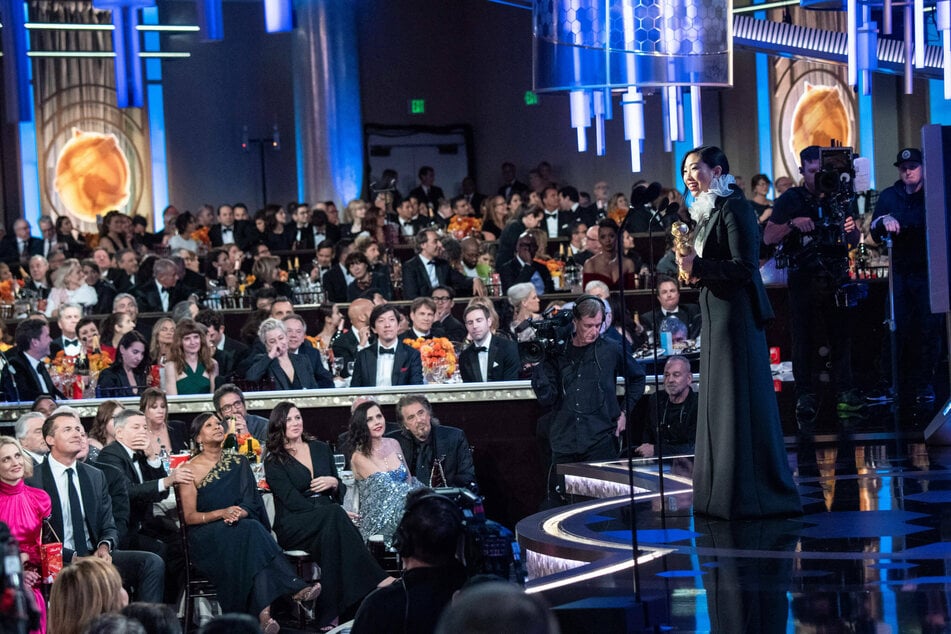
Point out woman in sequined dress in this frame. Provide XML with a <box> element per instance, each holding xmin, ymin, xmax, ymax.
<box><xmin>348</xmin><ymin>401</ymin><xmax>420</xmax><ymax>545</ymax></box>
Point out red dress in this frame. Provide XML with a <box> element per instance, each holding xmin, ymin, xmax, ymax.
<box><xmin>0</xmin><ymin>480</ymin><xmax>52</xmax><ymax>633</ymax></box>
<box><xmin>582</xmin><ymin>270</ymin><xmax>638</xmax><ymax>291</ymax></box>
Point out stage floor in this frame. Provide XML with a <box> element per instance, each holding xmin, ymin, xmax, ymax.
<box><xmin>518</xmin><ymin>399</ymin><xmax>951</xmax><ymax>632</ymax></box>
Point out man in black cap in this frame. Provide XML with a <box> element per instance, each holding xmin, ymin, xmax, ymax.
<box><xmin>866</xmin><ymin>148</ymin><xmax>942</xmax><ymax>404</ymax></box>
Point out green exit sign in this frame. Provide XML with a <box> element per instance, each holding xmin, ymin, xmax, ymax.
<box><xmin>409</xmin><ymin>99</ymin><xmax>426</xmax><ymax>114</ymax></box>
<box><xmin>524</xmin><ymin>91</ymin><xmax>539</xmax><ymax>105</ymax></box>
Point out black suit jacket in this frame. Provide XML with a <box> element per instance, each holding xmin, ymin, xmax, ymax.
<box><xmin>459</xmin><ymin>336</ymin><xmax>520</xmax><ymax>383</ymax></box>
<box><xmin>408</xmin><ymin>185</ymin><xmax>446</xmax><ymax>210</ymax></box>
<box><xmin>402</xmin><ymin>256</ymin><xmax>473</xmax><ymax>300</ymax></box>
<box><xmin>640</xmin><ymin>304</ymin><xmax>702</xmax><ymax>340</ymax></box>
<box><xmin>322</xmin><ymin>265</ymin><xmax>350</xmax><ymax>303</ymax></box>
<box><xmin>132</xmin><ymin>281</ymin><xmax>186</xmax><ymax>313</ymax></box>
<box><xmin>0</xmin><ymin>235</ymin><xmax>43</xmax><ymax>271</ymax></box>
<box><xmin>209</xmin><ymin>220</ymin><xmax>256</xmax><ymax>250</ymax></box>
<box><xmin>95</xmin><ymin>442</ymin><xmax>169</xmax><ymax>544</ymax></box>
<box><xmin>96</xmin><ymin>364</ymin><xmax>148</xmax><ymax>398</ymax></box>
<box><xmin>497</xmin><ymin>180</ymin><xmax>530</xmax><ymax>199</ymax></box>
<box><xmin>350</xmin><ymin>341</ymin><xmax>423</xmax><ymax>387</ymax></box>
<box><xmin>498</xmin><ymin>257</ymin><xmax>554</xmax><ymax>295</ymax></box>
<box><xmin>331</xmin><ymin>329</ymin><xmax>361</xmax><ymax>375</ymax></box>
<box><xmin>436</xmin><ymin>314</ymin><xmax>467</xmax><ymax>343</ymax></box>
<box><xmin>388</xmin><ymin>425</ymin><xmax>476</xmax><ymax>489</ymax></box>
<box><xmin>93</xmin><ymin>279</ymin><xmax>118</xmax><ymax>315</ymax></box>
<box><xmin>23</xmin><ymin>279</ymin><xmax>50</xmax><ymax>299</ymax></box>
<box><xmin>9</xmin><ymin>350</ymin><xmax>64</xmax><ymax>401</ymax></box>
<box><xmin>244</xmin><ymin>340</ymin><xmax>333</xmax><ymax>389</ymax></box>
<box><xmin>27</xmin><ymin>458</ymin><xmax>120</xmax><ymax>560</ymax></box>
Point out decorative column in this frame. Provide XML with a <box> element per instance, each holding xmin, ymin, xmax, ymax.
<box><xmin>292</xmin><ymin>0</ymin><xmax>363</xmax><ymax>207</ymax></box>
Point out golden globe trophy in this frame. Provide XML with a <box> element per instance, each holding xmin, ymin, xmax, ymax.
<box><xmin>670</xmin><ymin>221</ymin><xmax>694</xmax><ymax>284</ymax></box>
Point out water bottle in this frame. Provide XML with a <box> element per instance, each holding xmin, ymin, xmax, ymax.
<box><xmin>158</xmin><ymin>444</ymin><xmax>171</xmax><ymax>474</ymax></box>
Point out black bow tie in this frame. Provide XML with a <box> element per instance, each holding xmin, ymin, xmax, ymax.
<box><xmin>545</xmin><ymin>212</ymin><xmax>558</xmax><ymax>218</ymax></box>
<box><xmin>222</xmin><ymin>226</ymin><xmax>233</xmax><ymax>232</ymax></box>
<box><xmin>475</xmin><ymin>346</ymin><xmax>488</xmax><ymax>353</ymax></box>
<box><xmin>379</xmin><ymin>347</ymin><xmax>396</xmax><ymax>355</ymax></box>
<box><xmin>64</xmin><ymin>339</ymin><xmax>78</xmax><ymax>347</ymax></box>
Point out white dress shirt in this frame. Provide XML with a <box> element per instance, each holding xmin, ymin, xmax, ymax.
<box><xmin>25</xmin><ymin>352</ymin><xmax>53</xmax><ymax>394</ymax></box>
<box><xmin>475</xmin><ymin>333</ymin><xmax>492</xmax><ymax>382</ymax></box>
<box><xmin>375</xmin><ymin>343</ymin><xmax>396</xmax><ymax>387</ymax></box>
<box><xmin>419</xmin><ymin>255</ymin><xmax>439</xmax><ymax>288</ymax></box>
<box><xmin>47</xmin><ymin>455</ymin><xmax>92</xmax><ymax>553</ymax></box>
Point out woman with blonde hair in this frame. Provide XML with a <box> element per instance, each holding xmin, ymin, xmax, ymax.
<box><xmin>341</xmin><ymin>198</ymin><xmax>368</xmax><ymax>239</ymax></box>
<box><xmin>482</xmin><ymin>195</ymin><xmax>510</xmax><ymax>240</ymax></box>
<box><xmin>48</xmin><ymin>557</ymin><xmax>127</xmax><ymax>634</ymax></box>
<box><xmin>163</xmin><ymin>319</ymin><xmax>218</xmax><ymax>396</ymax></box>
<box><xmin>0</xmin><ymin>436</ymin><xmax>49</xmax><ymax>634</ymax></box>
<box><xmin>44</xmin><ymin>258</ymin><xmax>97</xmax><ymax>317</ymax></box>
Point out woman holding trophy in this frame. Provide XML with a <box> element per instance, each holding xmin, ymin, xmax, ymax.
<box><xmin>674</xmin><ymin>146</ymin><xmax>801</xmax><ymax>520</ymax></box>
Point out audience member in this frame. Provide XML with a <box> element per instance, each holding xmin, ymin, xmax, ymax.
<box><xmin>350</xmin><ymin>304</ymin><xmax>423</xmax><ymax>387</ymax></box>
<box><xmin>459</xmin><ymin>303</ymin><xmax>520</xmax><ymax>382</ymax></box>
<box><xmin>435</xmin><ymin>581</ymin><xmax>560</xmax><ymax>634</ymax></box>
<box><xmin>635</xmin><ymin>355</ymin><xmax>698</xmax><ymax>457</ymax></box>
<box><xmin>120</xmin><ymin>603</ymin><xmax>182</xmax><ymax>634</ymax></box>
<box><xmin>48</xmin><ymin>557</ymin><xmax>129</xmax><ymax>634</ymax></box>
<box><xmin>139</xmin><ymin>388</ymin><xmax>189</xmax><ymax>453</ymax></box>
<box><xmin>10</xmin><ymin>318</ymin><xmax>64</xmax><ymax>400</ymax></box>
<box><xmin>351</xmin><ymin>489</ymin><xmax>468</xmax><ymax>634</ymax></box>
<box><xmin>391</xmin><ymin>395</ymin><xmax>477</xmax><ymax>490</ymax></box>
<box><xmin>15</xmin><ymin>412</ymin><xmax>48</xmax><ymax>466</ymax></box>
<box><xmin>164</xmin><ymin>319</ymin><xmax>218</xmax><ymax>396</ymax></box>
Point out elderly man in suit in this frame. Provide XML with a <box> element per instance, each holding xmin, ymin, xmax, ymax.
<box><xmin>27</xmin><ymin>408</ymin><xmax>165</xmax><ymax>602</ymax></box>
<box><xmin>9</xmin><ymin>318</ymin><xmax>64</xmax><ymax>401</ymax></box>
<box><xmin>401</xmin><ymin>229</ymin><xmax>481</xmax><ymax>300</ymax></box>
<box><xmin>0</xmin><ymin>219</ymin><xmax>43</xmax><ymax>272</ymax></box>
<box><xmin>389</xmin><ymin>394</ymin><xmax>476</xmax><ymax>490</ymax></box>
<box><xmin>458</xmin><ymin>304</ymin><xmax>520</xmax><ymax>383</ymax></box>
<box><xmin>132</xmin><ymin>258</ymin><xmax>185</xmax><ymax>313</ymax></box>
<box><xmin>15</xmin><ymin>411</ymin><xmax>48</xmax><ymax>466</ymax></box>
<box><xmin>350</xmin><ymin>304</ymin><xmax>423</xmax><ymax>387</ymax></box>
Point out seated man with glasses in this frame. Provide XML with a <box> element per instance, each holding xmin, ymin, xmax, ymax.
<box><xmin>430</xmin><ymin>286</ymin><xmax>466</xmax><ymax>342</ymax></box>
<box><xmin>213</xmin><ymin>383</ymin><xmax>268</xmax><ymax>442</ymax></box>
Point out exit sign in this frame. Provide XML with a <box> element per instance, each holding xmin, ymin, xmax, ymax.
<box><xmin>409</xmin><ymin>99</ymin><xmax>426</xmax><ymax>114</ymax></box>
<box><xmin>524</xmin><ymin>91</ymin><xmax>539</xmax><ymax>105</ymax></box>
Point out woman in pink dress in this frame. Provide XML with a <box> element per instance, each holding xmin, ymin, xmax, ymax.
<box><xmin>0</xmin><ymin>436</ymin><xmax>52</xmax><ymax>633</ymax></box>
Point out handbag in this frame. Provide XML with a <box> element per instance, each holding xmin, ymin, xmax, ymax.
<box><xmin>39</xmin><ymin>518</ymin><xmax>63</xmax><ymax>583</ymax></box>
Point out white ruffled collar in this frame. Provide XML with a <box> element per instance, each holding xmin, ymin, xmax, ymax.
<box><xmin>688</xmin><ymin>174</ymin><xmax>735</xmax><ymax>225</ymax></box>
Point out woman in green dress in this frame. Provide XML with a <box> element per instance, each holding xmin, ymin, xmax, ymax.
<box><xmin>163</xmin><ymin>318</ymin><xmax>218</xmax><ymax>396</ymax></box>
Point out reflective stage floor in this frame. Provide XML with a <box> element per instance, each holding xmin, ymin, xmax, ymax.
<box><xmin>517</xmin><ymin>398</ymin><xmax>951</xmax><ymax>633</ymax></box>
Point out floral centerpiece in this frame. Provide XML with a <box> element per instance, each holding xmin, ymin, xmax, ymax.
<box><xmin>447</xmin><ymin>216</ymin><xmax>482</xmax><ymax>240</ymax></box>
<box><xmin>48</xmin><ymin>349</ymin><xmax>113</xmax><ymax>398</ymax></box>
<box><xmin>403</xmin><ymin>337</ymin><xmax>459</xmax><ymax>384</ymax></box>
<box><xmin>608</xmin><ymin>207</ymin><xmax>627</xmax><ymax>226</ymax></box>
<box><xmin>0</xmin><ymin>279</ymin><xmax>22</xmax><ymax>303</ymax></box>
<box><xmin>235</xmin><ymin>432</ymin><xmax>261</xmax><ymax>460</ymax></box>
<box><xmin>191</xmin><ymin>226</ymin><xmax>211</xmax><ymax>246</ymax></box>
<box><xmin>539</xmin><ymin>258</ymin><xmax>565</xmax><ymax>290</ymax></box>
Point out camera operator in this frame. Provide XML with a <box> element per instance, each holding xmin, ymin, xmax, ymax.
<box><xmin>866</xmin><ymin>148</ymin><xmax>942</xmax><ymax>404</ymax></box>
<box><xmin>764</xmin><ymin>145</ymin><xmax>863</xmax><ymax>424</ymax></box>
<box><xmin>531</xmin><ymin>296</ymin><xmax>645</xmax><ymax>492</ymax></box>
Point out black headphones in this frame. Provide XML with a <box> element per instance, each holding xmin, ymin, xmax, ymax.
<box><xmin>572</xmin><ymin>294</ymin><xmax>607</xmax><ymax>320</ymax></box>
<box><xmin>392</xmin><ymin>493</ymin><xmax>465</xmax><ymax>559</ymax></box>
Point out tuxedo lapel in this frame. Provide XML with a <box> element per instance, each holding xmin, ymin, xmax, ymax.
<box><xmin>463</xmin><ymin>347</ymin><xmax>481</xmax><ymax>381</ymax></box>
<box><xmin>40</xmin><ymin>461</ymin><xmax>65</xmax><ymax>541</ymax></box>
<box><xmin>364</xmin><ymin>350</ymin><xmax>379</xmax><ymax>386</ymax></box>
<box><xmin>392</xmin><ymin>345</ymin><xmax>407</xmax><ymax>384</ymax></box>
<box><xmin>486</xmin><ymin>342</ymin><xmax>499</xmax><ymax>381</ymax></box>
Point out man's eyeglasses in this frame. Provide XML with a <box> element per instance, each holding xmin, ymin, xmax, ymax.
<box><xmin>219</xmin><ymin>400</ymin><xmax>244</xmax><ymax>414</ymax></box>
<box><xmin>432</xmin><ymin>296</ymin><xmax>452</xmax><ymax>303</ymax></box>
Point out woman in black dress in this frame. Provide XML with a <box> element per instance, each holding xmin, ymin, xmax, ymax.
<box><xmin>179</xmin><ymin>412</ymin><xmax>321</xmax><ymax>633</ymax></box>
<box><xmin>264</xmin><ymin>402</ymin><xmax>391</xmax><ymax>627</ymax></box>
<box><xmin>676</xmin><ymin>146</ymin><xmax>801</xmax><ymax>520</ymax></box>
<box><xmin>97</xmin><ymin>331</ymin><xmax>149</xmax><ymax>398</ymax></box>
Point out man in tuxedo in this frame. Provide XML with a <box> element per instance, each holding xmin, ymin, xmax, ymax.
<box><xmin>497</xmin><ymin>161</ymin><xmax>529</xmax><ymax>200</ymax></box>
<box><xmin>10</xmin><ymin>319</ymin><xmax>63</xmax><ymax>401</ymax></box>
<box><xmin>392</xmin><ymin>198</ymin><xmax>428</xmax><ymax>242</ymax></box>
<box><xmin>24</xmin><ymin>255</ymin><xmax>51</xmax><ymax>299</ymax></box>
<box><xmin>322</xmin><ymin>239</ymin><xmax>355</xmax><ymax>303</ymax></box>
<box><xmin>313</xmin><ymin>240</ymin><xmax>336</xmax><ymax>283</ymax></box>
<box><xmin>497</xmin><ymin>207</ymin><xmax>543</xmax><ymax>267</ymax></box>
<box><xmin>95</xmin><ymin>409</ymin><xmax>192</xmax><ymax>586</ymax></box>
<box><xmin>50</xmin><ymin>304</ymin><xmax>82</xmax><ymax>357</ymax></box>
<box><xmin>566</xmin><ymin>220</ymin><xmax>592</xmax><ymax>266</ymax></box>
<box><xmin>459</xmin><ymin>304</ymin><xmax>520</xmax><ymax>383</ymax></box>
<box><xmin>460</xmin><ymin>176</ymin><xmax>486</xmax><ymax>215</ymax></box>
<box><xmin>27</xmin><ymin>408</ymin><xmax>165</xmax><ymax>602</ymax></box>
<box><xmin>38</xmin><ymin>216</ymin><xmax>62</xmax><ymax>259</ymax></box>
<box><xmin>213</xmin><ymin>384</ymin><xmax>268</xmax><ymax>442</ymax></box>
<box><xmin>430</xmin><ymin>286</ymin><xmax>467</xmax><ymax>342</ymax></box>
<box><xmin>350</xmin><ymin>304</ymin><xmax>423</xmax><ymax>387</ymax></box>
<box><xmin>209</xmin><ymin>204</ymin><xmax>248</xmax><ymax>250</ymax></box>
<box><xmin>92</xmin><ymin>248</ymin><xmax>124</xmax><ymax>288</ymax></box>
<box><xmin>639</xmin><ymin>275</ymin><xmax>701</xmax><ymax>340</ymax></box>
<box><xmin>390</xmin><ymin>394</ymin><xmax>476</xmax><ymax>490</ymax></box>
<box><xmin>402</xmin><ymin>229</ymin><xmax>481</xmax><ymax>300</ymax></box>
<box><xmin>558</xmin><ymin>186</ymin><xmax>596</xmax><ymax>234</ymax></box>
<box><xmin>407</xmin><ymin>166</ymin><xmax>445</xmax><ymax>212</ymax></box>
<box><xmin>15</xmin><ymin>412</ymin><xmax>48</xmax><ymax>466</ymax></box>
<box><xmin>288</xmin><ymin>204</ymin><xmax>317</xmax><ymax>250</ymax></box>
<box><xmin>113</xmin><ymin>293</ymin><xmax>139</xmax><ymax>321</ymax></box>
<box><xmin>132</xmin><ymin>258</ymin><xmax>183</xmax><ymax>313</ymax></box>
<box><xmin>498</xmin><ymin>232</ymin><xmax>554</xmax><ymax>295</ymax></box>
<box><xmin>407</xmin><ymin>297</ymin><xmax>443</xmax><ymax>340</ymax></box>
<box><xmin>540</xmin><ymin>186</ymin><xmax>563</xmax><ymax>239</ymax></box>
<box><xmin>0</xmin><ymin>219</ymin><xmax>43</xmax><ymax>272</ymax></box>
<box><xmin>195</xmin><ymin>308</ymin><xmax>244</xmax><ymax>381</ymax></box>
<box><xmin>332</xmin><ymin>298</ymin><xmax>373</xmax><ymax>373</ymax></box>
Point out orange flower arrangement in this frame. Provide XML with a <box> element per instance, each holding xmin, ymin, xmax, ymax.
<box><xmin>277</xmin><ymin>270</ymin><xmax>289</xmax><ymax>283</ymax></box>
<box><xmin>84</xmin><ymin>233</ymin><xmax>100</xmax><ymax>249</ymax></box>
<box><xmin>191</xmin><ymin>226</ymin><xmax>211</xmax><ymax>246</ymax></box>
<box><xmin>608</xmin><ymin>207</ymin><xmax>626</xmax><ymax>226</ymax></box>
<box><xmin>235</xmin><ymin>432</ymin><xmax>262</xmax><ymax>459</ymax></box>
<box><xmin>87</xmin><ymin>350</ymin><xmax>113</xmax><ymax>373</ymax></box>
<box><xmin>0</xmin><ymin>280</ymin><xmax>16</xmax><ymax>303</ymax></box>
<box><xmin>447</xmin><ymin>216</ymin><xmax>482</xmax><ymax>239</ymax></box>
<box><xmin>403</xmin><ymin>336</ymin><xmax>457</xmax><ymax>377</ymax></box>
<box><xmin>539</xmin><ymin>258</ymin><xmax>564</xmax><ymax>276</ymax></box>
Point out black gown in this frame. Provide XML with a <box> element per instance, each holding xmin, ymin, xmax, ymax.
<box><xmin>689</xmin><ymin>189</ymin><xmax>801</xmax><ymax>519</ymax></box>
<box><xmin>265</xmin><ymin>441</ymin><xmax>387</xmax><ymax>626</ymax></box>
<box><xmin>188</xmin><ymin>453</ymin><xmax>307</xmax><ymax>616</ymax></box>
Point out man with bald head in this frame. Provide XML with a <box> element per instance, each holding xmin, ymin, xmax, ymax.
<box><xmin>332</xmin><ymin>298</ymin><xmax>375</xmax><ymax>375</ymax></box>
